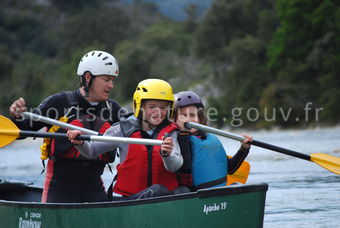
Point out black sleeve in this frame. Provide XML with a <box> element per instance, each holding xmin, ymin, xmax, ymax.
<box><xmin>177</xmin><ymin>134</ymin><xmax>192</xmax><ymax>174</ymax></box>
<box><xmin>228</xmin><ymin>148</ymin><xmax>250</xmax><ymax>174</ymax></box>
<box><xmin>11</xmin><ymin>92</ymin><xmax>69</xmax><ymax>131</ymax></box>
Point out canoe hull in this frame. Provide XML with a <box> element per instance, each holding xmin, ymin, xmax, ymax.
<box><xmin>0</xmin><ymin>181</ymin><xmax>267</xmax><ymax>228</ymax></box>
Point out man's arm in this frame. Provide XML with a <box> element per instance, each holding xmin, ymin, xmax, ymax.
<box><xmin>10</xmin><ymin>93</ymin><xmax>67</xmax><ymax>131</ymax></box>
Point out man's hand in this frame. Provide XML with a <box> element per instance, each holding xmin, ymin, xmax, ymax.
<box><xmin>9</xmin><ymin>97</ymin><xmax>27</xmax><ymax>119</ymax></box>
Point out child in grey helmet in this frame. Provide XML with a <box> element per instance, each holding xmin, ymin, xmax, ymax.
<box><xmin>174</xmin><ymin>91</ymin><xmax>253</xmax><ymax>190</ymax></box>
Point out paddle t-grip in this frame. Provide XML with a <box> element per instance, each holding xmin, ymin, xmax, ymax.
<box><xmin>184</xmin><ymin>122</ymin><xmax>191</xmax><ymax>130</ymax></box>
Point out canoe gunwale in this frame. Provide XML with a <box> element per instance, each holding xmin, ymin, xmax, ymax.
<box><xmin>197</xmin><ymin>182</ymin><xmax>268</xmax><ymax>198</ymax></box>
<box><xmin>0</xmin><ymin>183</ymin><xmax>268</xmax><ymax>209</ymax></box>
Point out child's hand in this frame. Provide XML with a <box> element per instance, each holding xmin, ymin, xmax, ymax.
<box><xmin>240</xmin><ymin>134</ymin><xmax>253</xmax><ymax>151</ymax></box>
<box><xmin>67</xmin><ymin>130</ymin><xmax>84</xmax><ymax>145</ymax></box>
<box><xmin>160</xmin><ymin>136</ymin><xmax>173</xmax><ymax>157</ymax></box>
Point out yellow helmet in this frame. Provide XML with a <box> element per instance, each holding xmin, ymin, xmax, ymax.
<box><xmin>133</xmin><ymin>79</ymin><xmax>174</xmax><ymax>118</ymax></box>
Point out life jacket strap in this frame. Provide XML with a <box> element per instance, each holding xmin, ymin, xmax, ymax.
<box><xmin>107</xmin><ymin>174</ymin><xmax>118</xmax><ymax>201</ymax></box>
<box><xmin>40</xmin><ymin>91</ymin><xmax>78</xmax><ymax>162</ymax></box>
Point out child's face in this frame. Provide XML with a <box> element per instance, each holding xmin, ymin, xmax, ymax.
<box><xmin>142</xmin><ymin>100</ymin><xmax>170</xmax><ymax>128</ymax></box>
<box><xmin>176</xmin><ymin>105</ymin><xmax>199</xmax><ymax>134</ymax></box>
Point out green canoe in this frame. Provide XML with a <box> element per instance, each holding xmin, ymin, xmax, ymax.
<box><xmin>0</xmin><ymin>179</ymin><xmax>267</xmax><ymax>228</ymax></box>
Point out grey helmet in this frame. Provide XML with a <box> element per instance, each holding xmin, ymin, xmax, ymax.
<box><xmin>174</xmin><ymin>91</ymin><xmax>204</xmax><ymax>109</ymax></box>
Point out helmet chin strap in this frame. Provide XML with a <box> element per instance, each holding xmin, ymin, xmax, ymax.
<box><xmin>142</xmin><ymin>119</ymin><xmax>156</xmax><ymax>131</ymax></box>
<box><xmin>82</xmin><ymin>73</ymin><xmax>95</xmax><ymax>97</ymax></box>
<box><xmin>138</xmin><ymin>110</ymin><xmax>154</xmax><ymax>131</ymax></box>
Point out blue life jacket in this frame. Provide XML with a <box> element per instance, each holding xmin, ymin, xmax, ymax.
<box><xmin>190</xmin><ymin>133</ymin><xmax>227</xmax><ymax>188</ymax></box>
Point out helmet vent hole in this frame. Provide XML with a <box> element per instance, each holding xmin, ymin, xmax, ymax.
<box><xmin>103</xmin><ymin>56</ymin><xmax>108</xmax><ymax>60</ymax></box>
<box><xmin>177</xmin><ymin>98</ymin><xmax>181</xmax><ymax>101</ymax></box>
<box><xmin>142</xmin><ymin>88</ymin><xmax>148</xmax><ymax>92</ymax></box>
<box><xmin>91</xmin><ymin>52</ymin><xmax>95</xmax><ymax>56</ymax></box>
<box><xmin>188</xmin><ymin>96</ymin><xmax>192</xmax><ymax>99</ymax></box>
<box><xmin>105</xmin><ymin>62</ymin><xmax>112</xmax><ymax>65</ymax></box>
<box><xmin>98</xmin><ymin>53</ymin><xmax>102</xmax><ymax>57</ymax></box>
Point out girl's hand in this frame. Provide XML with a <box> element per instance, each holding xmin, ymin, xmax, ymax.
<box><xmin>240</xmin><ymin>134</ymin><xmax>253</xmax><ymax>150</ymax></box>
<box><xmin>160</xmin><ymin>136</ymin><xmax>173</xmax><ymax>157</ymax></box>
<box><xmin>67</xmin><ymin>130</ymin><xmax>84</xmax><ymax>145</ymax></box>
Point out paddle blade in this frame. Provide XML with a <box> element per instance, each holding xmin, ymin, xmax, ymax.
<box><xmin>227</xmin><ymin>157</ymin><xmax>250</xmax><ymax>185</ymax></box>
<box><xmin>310</xmin><ymin>153</ymin><xmax>340</xmax><ymax>175</ymax></box>
<box><xmin>0</xmin><ymin>115</ymin><xmax>20</xmax><ymax>148</ymax></box>
<box><xmin>0</xmin><ymin>134</ymin><xmax>17</xmax><ymax>148</ymax></box>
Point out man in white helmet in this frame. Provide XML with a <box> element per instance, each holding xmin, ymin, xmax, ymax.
<box><xmin>9</xmin><ymin>50</ymin><xmax>121</xmax><ymax>203</ymax></box>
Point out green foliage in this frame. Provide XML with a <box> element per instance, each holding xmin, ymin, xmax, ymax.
<box><xmin>193</xmin><ymin>0</ymin><xmax>274</xmax><ymax>61</ymax></box>
<box><xmin>1</xmin><ymin>12</ymin><xmax>54</xmax><ymax>57</ymax></box>
<box><xmin>193</xmin><ymin>0</ymin><xmax>276</xmax><ymax>128</ymax></box>
<box><xmin>266</xmin><ymin>0</ymin><xmax>340</xmax><ymax>126</ymax></box>
<box><xmin>111</xmin><ymin>19</ymin><xmax>199</xmax><ymax>103</ymax></box>
<box><xmin>140</xmin><ymin>20</ymin><xmax>192</xmax><ymax>56</ymax></box>
<box><xmin>1</xmin><ymin>0</ymin><xmax>339</xmax><ymax>129</ymax></box>
<box><xmin>56</xmin><ymin>7</ymin><xmax>132</xmax><ymax>57</ymax></box>
<box><xmin>50</xmin><ymin>0</ymin><xmax>102</xmax><ymax>12</ymax></box>
<box><xmin>6</xmin><ymin>53</ymin><xmax>57</xmax><ymax>109</ymax></box>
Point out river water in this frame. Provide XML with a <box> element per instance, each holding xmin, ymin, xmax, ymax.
<box><xmin>1</xmin><ymin>127</ymin><xmax>339</xmax><ymax>228</ymax></box>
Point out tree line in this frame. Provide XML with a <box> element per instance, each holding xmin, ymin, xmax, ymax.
<box><xmin>1</xmin><ymin>0</ymin><xmax>339</xmax><ymax>128</ymax></box>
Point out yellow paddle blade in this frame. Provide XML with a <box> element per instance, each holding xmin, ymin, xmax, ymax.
<box><xmin>0</xmin><ymin>115</ymin><xmax>20</xmax><ymax>148</ymax></box>
<box><xmin>310</xmin><ymin>153</ymin><xmax>340</xmax><ymax>175</ymax></box>
<box><xmin>227</xmin><ymin>156</ymin><xmax>250</xmax><ymax>185</ymax></box>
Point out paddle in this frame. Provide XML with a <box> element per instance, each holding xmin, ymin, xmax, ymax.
<box><xmin>185</xmin><ymin>122</ymin><xmax>340</xmax><ymax>175</ymax></box>
<box><xmin>21</xmin><ymin>112</ymin><xmax>98</xmax><ymax>135</ymax></box>
<box><xmin>227</xmin><ymin>156</ymin><xmax>250</xmax><ymax>185</ymax></box>
<box><xmin>0</xmin><ymin>115</ymin><xmax>162</xmax><ymax>148</ymax></box>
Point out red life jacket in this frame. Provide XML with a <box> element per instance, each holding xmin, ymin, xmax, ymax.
<box><xmin>113</xmin><ymin>122</ymin><xmax>179</xmax><ymax>196</ymax></box>
<box><xmin>50</xmin><ymin>115</ymin><xmax>115</xmax><ymax>163</ymax></box>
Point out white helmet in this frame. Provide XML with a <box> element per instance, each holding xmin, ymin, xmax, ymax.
<box><xmin>77</xmin><ymin>50</ymin><xmax>119</xmax><ymax>77</ymax></box>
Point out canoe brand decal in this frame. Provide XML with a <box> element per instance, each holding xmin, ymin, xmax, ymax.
<box><xmin>203</xmin><ymin>201</ymin><xmax>228</xmax><ymax>215</ymax></box>
<box><xmin>18</xmin><ymin>211</ymin><xmax>42</xmax><ymax>228</ymax></box>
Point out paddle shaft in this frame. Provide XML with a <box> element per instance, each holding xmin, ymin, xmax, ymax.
<box><xmin>18</xmin><ymin>131</ymin><xmax>162</xmax><ymax>146</ymax></box>
<box><xmin>6</xmin><ymin>113</ymin><xmax>162</xmax><ymax>145</ymax></box>
<box><xmin>19</xmin><ymin>130</ymin><xmax>90</xmax><ymax>140</ymax></box>
<box><xmin>22</xmin><ymin>112</ymin><xmax>98</xmax><ymax>135</ymax></box>
<box><xmin>185</xmin><ymin>122</ymin><xmax>311</xmax><ymax>161</ymax></box>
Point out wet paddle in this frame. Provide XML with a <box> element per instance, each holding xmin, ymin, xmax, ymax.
<box><xmin>185</xmin><ymin>122</ymin><xmax>340</xmax><ymax>175</ymax></box>
<box><xmin>0</xmin><ymin>115</ymin><xmax>162</xmax><ymax>148</ymax></box>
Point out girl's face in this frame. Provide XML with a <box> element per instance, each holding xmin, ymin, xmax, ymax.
<box><xmin>176</xmin><ymin>105</ymin><xmax>199</xmax><ymax>134</ymax></box>
<box><xmin>142</xmin><ymin>100</ymin><xmax>170</xmax><ymax>128</ymax></box>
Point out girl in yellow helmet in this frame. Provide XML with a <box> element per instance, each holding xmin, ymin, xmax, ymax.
<box><xmin>67</xmin><ymin>79</ymin><xmax>189</xmax><ymax>199</ymax></box>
